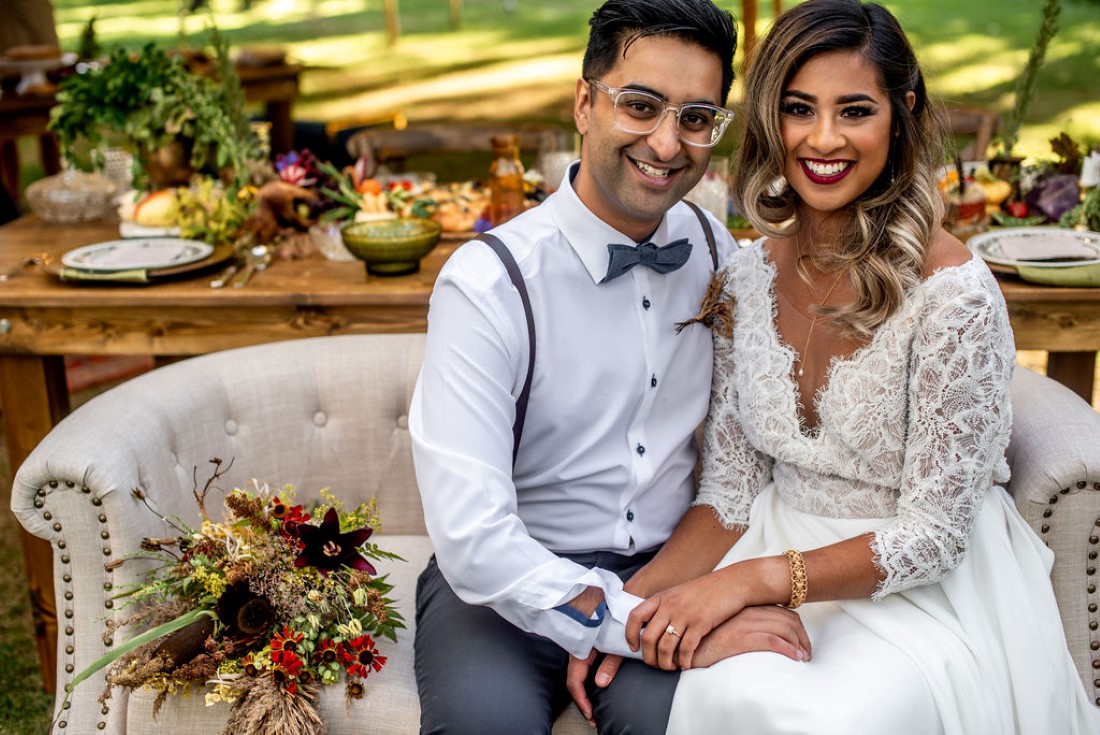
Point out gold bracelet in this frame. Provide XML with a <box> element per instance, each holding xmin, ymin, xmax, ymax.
<box><xmin>784</xmin><ymin>549</ymin><xmax>808</xmax><ymax>609</ymax></box>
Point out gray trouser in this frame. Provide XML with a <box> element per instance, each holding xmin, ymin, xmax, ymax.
<box><xmin>414</xmin><ymin>550</ymin><xmax>679</xmax><ymax>735</ymax></box>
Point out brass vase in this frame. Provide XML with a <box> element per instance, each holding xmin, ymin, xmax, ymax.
<box><xmin>143</xmin><ymin>140</ymin><xmax>194</xmax><ymax>187</ymax></box>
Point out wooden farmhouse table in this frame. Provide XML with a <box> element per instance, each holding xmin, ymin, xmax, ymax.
<box><xmin>2</xmin><ymin>213</ymin><xmax>1099</xmax><ymax>689</ymax></box>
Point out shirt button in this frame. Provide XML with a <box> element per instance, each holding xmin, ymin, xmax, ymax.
<box><xmin>650</xmin><ymin>374</ymin><xmax>657</xmax><ymax>388</ymax></box>
<box><xmin>626</xmin><ymin>510</ymin><xmax>635</xmax><ymax>522</ymax></box>
<box><xmin>636</xmin><ymin>444</ymin><xmax>645</xmax><ymax>456</ymax></box>
<box><xmin>642</xmin><ymin>297</ymin><xmax>651</xmax><ymax>310</ymax></box>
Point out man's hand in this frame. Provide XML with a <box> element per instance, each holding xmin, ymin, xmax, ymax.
<box><xmin>692</xmin><ymin>605</ymin><xmax>811</xmax><ymax>668</ymax></box>
<box><xmin>566</xmin><ymin>652</ymin><xmax>625</xmax><ymax>728</ymax></box>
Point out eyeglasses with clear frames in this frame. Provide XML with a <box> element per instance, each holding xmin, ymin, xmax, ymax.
<box><xmin>585</xmin><ymin>78</ymin><xmax>734</xmax><ymax>148</ymax></box>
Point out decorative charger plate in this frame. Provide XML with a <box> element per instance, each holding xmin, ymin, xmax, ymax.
<box><xmin>47</xmin><ymin>244</ymin><xmax>233</xmax><ymax>285</ymax></box>
<box><xmin>968</xmin><ymin>227</ymin><xmax>1100</xmax><ymax>269</ymax></box>
<box><xmin>61</xmin><ymin>238</ymin><xmax>214</xmax><ymax>272</ymax></box>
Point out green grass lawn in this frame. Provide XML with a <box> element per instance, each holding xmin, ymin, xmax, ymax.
<box><xmin>46</xmin><ymin>0</ymin><xmax>1100</xmax><ymax>160</ymax></box>
<box><xmin>2</xmin><ymin>1</ymin><xmax>1099</xmax><ymax>732</ymax></box>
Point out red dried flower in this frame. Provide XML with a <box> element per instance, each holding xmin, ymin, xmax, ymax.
<box><xmin>342</xmin><ymin>635</ymin><xmax>386</xmax><ymax>678</ymax></box>
<box><xmin>315</xmin><ymin>638</ymin><xmax>342</xmax><ymax>664</ymax></box>
<box><xmin>270</xmin><ymin>625</ymin><xmax>305</xmax><ymax>654</ymax></box>
<box><xmin>270</xmin><ymin>649</ymin><xmax>304</xmax><ymax>694</ymax></box>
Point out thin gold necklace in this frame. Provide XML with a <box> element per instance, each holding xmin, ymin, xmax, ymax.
<box><xmin>794</xmin><ymin>239</ymin><xmax>845</xmax><ymax>378</ymax></box>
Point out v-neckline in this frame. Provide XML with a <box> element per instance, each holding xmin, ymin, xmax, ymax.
<box><xmin>758</xmin><ymin>248</ymin><xmax>868</xmax><ymax>437</ymax></box>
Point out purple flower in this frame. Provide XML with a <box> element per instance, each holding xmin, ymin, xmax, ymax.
<box><xmin>293</xmin><ymin>508</ymin><xmax>376</xmax><ymax>575</ymax></box>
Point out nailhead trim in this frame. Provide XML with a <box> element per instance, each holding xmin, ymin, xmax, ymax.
<box><xmin>1091</xmin><ymin>513</ymin><xmax>1100</xmax><ymax>701</ymax></box>
<box><xmin>1042</xmin><ymin>490</ymin><xmax>1100</xmax><ymax>700</ymax></box>
<box><xmin>39</xmin><ymin>480</ymin><xmax>115</xmax><ymax>731</ymax></box>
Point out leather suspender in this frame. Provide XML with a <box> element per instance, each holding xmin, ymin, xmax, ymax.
<box><xmin>476</xmin><ymin>203</ymin><xmax>718</xmax><ymax>464</ymax></box>
<box><xmin>683</xmin><ymin>199</ymin><xmax>719</xmax><ymax>270</ymax></box>
<box><xmin>475</xmin><ymin>233</ymin><xmax>536</xmax><ymax>467</ymax></box>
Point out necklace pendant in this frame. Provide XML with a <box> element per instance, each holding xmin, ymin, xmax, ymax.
<box><xmin>797</xmin><ymin>366</ymin><xmax>805</xmax><ymax>377</ymax></box>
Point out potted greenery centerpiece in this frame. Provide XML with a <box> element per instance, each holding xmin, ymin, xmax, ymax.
<box><xmin>48</xmin><ymin>31</ymin><xmax>255</xmax><ymax>189</ymax></box>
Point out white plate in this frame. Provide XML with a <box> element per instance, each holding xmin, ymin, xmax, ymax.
<box><xmin>62</xmin><ymin>238</ymin><xmax>214</xmax><ymax>272</ymax></box>
<box><xmin>968</xmin><ymin>228</ymin><xmax>1100</xmax><ymax>269</ymax></box>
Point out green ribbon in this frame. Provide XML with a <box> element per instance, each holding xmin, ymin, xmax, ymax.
<box><xmin>59</xmin><ymin>268</ymin><xmax>151</xmax><ymax>284</ymax></box>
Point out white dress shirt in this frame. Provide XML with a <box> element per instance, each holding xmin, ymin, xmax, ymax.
<box><xmin>409</xmin><ymin>165</ymin><xmax>735</xmax><ymax>658</ymax></box>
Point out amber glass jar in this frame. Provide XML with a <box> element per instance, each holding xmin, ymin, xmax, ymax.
<box><xmin>489</xmin><ymin>134</ymin><xmax>525</xmax><ymax>226</ymax></box>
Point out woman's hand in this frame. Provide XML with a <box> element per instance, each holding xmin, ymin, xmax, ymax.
<box><xmin>627</xmin><ymin>570</ymin><xmax>747</xmax><ymax>670</ymax></box>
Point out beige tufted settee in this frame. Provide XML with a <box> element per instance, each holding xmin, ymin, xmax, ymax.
<box><xmin>11</xmin><ymin>333</ymin><xmax>1100</xmax><ymax>732</ymax></box>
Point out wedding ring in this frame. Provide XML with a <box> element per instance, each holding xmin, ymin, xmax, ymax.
<box><xmin>665</xmin><ymin>624</ymin><xmax>681</xmax><ymax>638</ymax></box>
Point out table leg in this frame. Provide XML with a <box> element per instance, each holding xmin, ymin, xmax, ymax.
<box><xmin>1</xmin><ymin>138</ymin><xmax>20</xmax><ymax>205</ymax></box>
<box><xmin>39</xmin><ymin>133</ymin><xmax>61</xmax><ymax>176</ymax></box>
<box><xmin>0</xmin><ymin>354</ymin><xmax>71</xmax><ymax>694</ymax></box>
<box><xmin>267</xmin><ymin>100</ymin><xmax>294</xmax><ymax>155</ymax></box>
<box><xmin>1046</xmin><ymin>351</ymin><xmax>1097</xmax><ymax>407</ymax></box>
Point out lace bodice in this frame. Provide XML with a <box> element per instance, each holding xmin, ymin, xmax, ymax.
<box><xmin>695</xmin><ymin>244</ymin><xmax>1016</xmax><ymax>598</ymax></box>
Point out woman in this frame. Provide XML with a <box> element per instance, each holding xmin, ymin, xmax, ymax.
<box><xmin>621</xmin><ymin>1</ymin><xmax>1100</xmax><ymax>732</ymax></box>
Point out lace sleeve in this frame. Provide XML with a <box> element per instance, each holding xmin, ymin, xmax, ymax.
<box><xmin>693</xmin><ymin>293</ymin><xmax>774</xmax><ymax>528</ymax></box>
<box><xmin>871</xmin><ymin>274</ymin><xmax>1015</xmax><ymax>599</ymax></box>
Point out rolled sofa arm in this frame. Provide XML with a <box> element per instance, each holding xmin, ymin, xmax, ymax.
<box><xmin>1005</xmin><ymin>366</ymin><xmax>1100</xmax><ymax>704</ymax></box>
<box><xmin>11</xmin><ymin>333</ymin><xmax>426</xmax><ymax>733</ymax></box>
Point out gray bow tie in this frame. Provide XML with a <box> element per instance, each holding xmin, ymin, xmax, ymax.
<box><xmin>599</xmin><ymin>238</ymin><xmax>693</xmax><ymax>284</ymax></box>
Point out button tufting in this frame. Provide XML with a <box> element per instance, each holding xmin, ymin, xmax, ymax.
<box><xmin>313</xmin><ymin>411</ymin><xmax>328</xmax><ymax>427</ymax></box>
<box><xmin>397</xmin><ymin>415</ymin><xmax>409</xmax><ymax>429</ymax></box>
<box><xmin>225</xmin><ymin>419</ymin><xmax>239</xmax><ymax>435</ymax></box>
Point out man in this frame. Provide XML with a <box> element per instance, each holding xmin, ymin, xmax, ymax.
<box><xmin>409</xmin><ymin>1</ymin><xmax>806</xmax><ymax>732</ymax></box>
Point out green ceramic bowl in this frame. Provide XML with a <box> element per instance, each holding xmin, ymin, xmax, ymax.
<box><xmin>340</xmin><ymin>218</ymin><xmax>443</xmax><ymax>276</ymax></box>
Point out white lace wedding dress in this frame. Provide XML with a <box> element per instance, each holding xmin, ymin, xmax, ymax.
<box><xmin>667</xmin><ymin>244</ymin><xmax>1100</xmax><ymax>734</ymax></box>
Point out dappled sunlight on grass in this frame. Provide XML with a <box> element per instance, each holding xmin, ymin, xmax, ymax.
<box><xmin>302</xmin><ymin>52</ymin><xmax>581</xmax><ymax>123</ymax></box>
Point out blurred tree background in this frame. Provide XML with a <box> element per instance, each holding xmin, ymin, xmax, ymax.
<box><xmin>44</xmin><ymin>0</ymin><xmax>1100</xmax><ymax>163</ymax></box>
